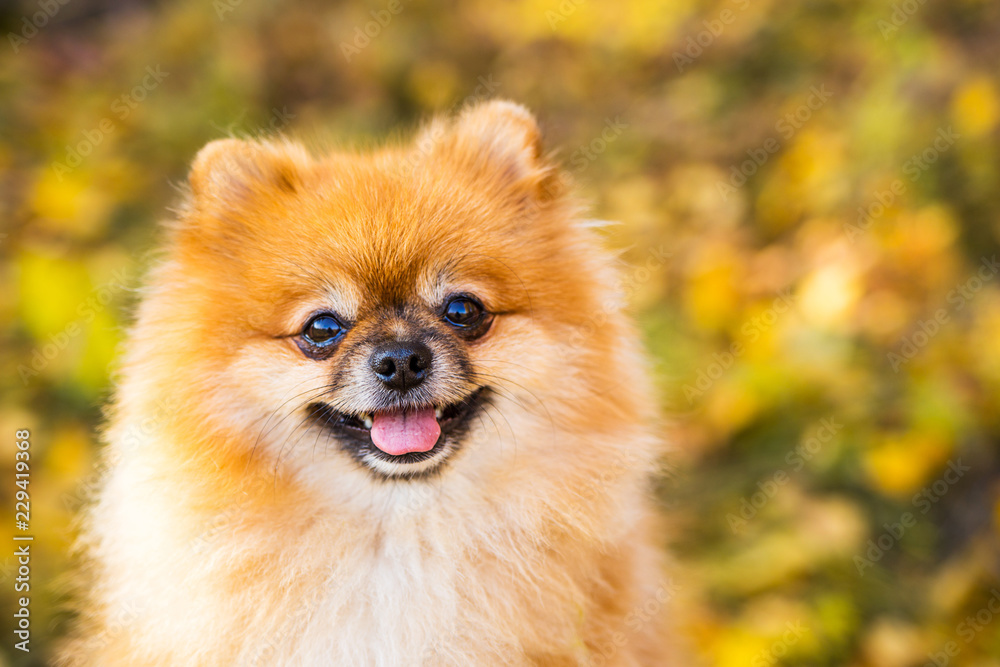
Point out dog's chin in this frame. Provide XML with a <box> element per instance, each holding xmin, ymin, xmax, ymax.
<box><xmin>306</xmin><ymin>387</ymin><xmax>489</xmax><ymax>480</ymax></box>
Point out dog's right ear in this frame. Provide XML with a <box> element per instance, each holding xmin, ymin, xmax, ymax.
<box><xmin>188</xmin><ymin>138</ymin><xmax>311</xmax><ymax>206</ymax></box>
<box><xmin>416</xmin><ymin>100</ymin><xmax>565</xmax><ymax>205</ymax></box>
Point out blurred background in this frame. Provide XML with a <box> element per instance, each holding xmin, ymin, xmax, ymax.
<box><xmin>2</xmin><ymin>0</ymin><xmax>1000</xmax><ymax>664</ymax></box>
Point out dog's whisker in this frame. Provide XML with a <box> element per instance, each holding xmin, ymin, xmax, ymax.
<box><xmin>246</xmin><ymin>380</ymin><xmax>338</xmax><ymax>473</ymax></box>
<box><xmin>469</xmin><ymin>371</ymin><xmax>558</xmax><ymax>440</ymax></box>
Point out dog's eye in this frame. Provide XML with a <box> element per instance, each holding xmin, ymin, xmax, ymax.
<box><xmin>302</xmin><ymin>314</ymin><xmax>344</xmax><ymax>347</ymax></box>
<box><xmin>443</xmin><ymin>296</ymin><xmax>485</xmax><ymax>328</ymax></box>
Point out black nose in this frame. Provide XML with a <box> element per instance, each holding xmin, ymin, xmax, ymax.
<box><xmin>369</xmin><ymin>341</ymin><xmax>432</xmax><ymax>391</ymax></box>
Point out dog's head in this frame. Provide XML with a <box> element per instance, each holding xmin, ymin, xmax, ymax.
<box><xmin>144</xmin><ymin>101</ymin><xmax>649</xmax><ymax>494</ymax></box>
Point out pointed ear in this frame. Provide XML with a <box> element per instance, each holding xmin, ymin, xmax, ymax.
<box><xmin>422</xmin><ymin>100</ymin><xmax>563</xmax><ymax>203</ymax></box>
<box><xmin>188</xmin><ymin>137</ymin><xmax>312</xmax><ymax>205</ymax></box>
<box><xmin>178</xmin><ymin>138</ymin><xmax>312</xmax><ymax>254</ymax></box>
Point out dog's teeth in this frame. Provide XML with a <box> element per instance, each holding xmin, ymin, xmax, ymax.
<box><xmin>434</xmin><ymin>407</ymin><xmax>443</xmax><ymax>420</ymax></box>
<box><xmin>362</xmin><ymin>415</ymin><xmax>373</xmax><ymax>429</ymax></box>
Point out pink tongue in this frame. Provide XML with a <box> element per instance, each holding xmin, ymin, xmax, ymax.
<box><xmin>370</xmin><ymin>408</ymin><xmax>441</xmax><ymax>456</ymax></box>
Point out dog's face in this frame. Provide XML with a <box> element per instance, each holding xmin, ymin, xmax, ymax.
<box><xmin>157</xmin><ymin>102</ymin><xmax>632</xmax><ymax>489</ymax></box>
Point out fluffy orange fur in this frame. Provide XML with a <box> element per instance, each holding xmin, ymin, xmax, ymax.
<box><xmin>58</xmin><ymin>101</ymin><xmax>685</xmax><ymax>665</ymax></box>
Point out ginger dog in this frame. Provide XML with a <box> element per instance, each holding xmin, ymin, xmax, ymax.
<box><xmin>59</xmin><ymin>100</ymin><xmax>681</xmax><ymax>666</ymax></box>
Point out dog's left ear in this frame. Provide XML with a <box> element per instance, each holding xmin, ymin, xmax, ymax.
<box><xmin>176</xmin><ymin>138</ymin><xmax>312</xmax><ymax>253</ymax></box>
<box><xmin>421</xmin><ymin>100</ymin><xmax>563</xmax><ymax>203</ymax></box>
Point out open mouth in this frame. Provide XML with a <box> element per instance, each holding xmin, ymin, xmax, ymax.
<box><xmin>306</xmin><ymin>387</ymin><xmax>488</xmax><ymax>479</ymax></box>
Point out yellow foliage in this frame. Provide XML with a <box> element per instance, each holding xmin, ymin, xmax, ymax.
<box><xmin>684</xmin><ymin>242</ymin><xmax>742</xmax><ymax>331</ymax></box>
<box><xmin>44</xmin><ymin>426</ymin><xmax>93</xmax><ymax>481</ymax></box>
<box><xmin>30</xmin><ymin>167</ymin><xmax>111</xmax><ymax>238</ymax></box>
<box><xmin>864</xmin><ymin>431</ymin><xmax>954</xmax><ymax>497</ymax></box>
<box><xmin>16</xmin><ymin>250</ymin><xmax>92</xmax><ymax>339</ymax></box>
<box><xmin>861</xmin><ymin>619</ymin><xmax>925</xmax><ymax>667</ymax></box>
<box><xmin>4</xmin><ymin>0</ymin><xmax>1000</xmax><ymax>662</ymax></box>
<box><xmin>73</xmin><ymin>308</ymin><xmax>122</xmax><ymax>390</ymax></box>
<box><xmin>705</xmin><ymin>379</ymin><xmax>761</xmax><ymax>436</ymax></box>
<box><xmin>711</xmin><ymin>628</ymin><xmax>774</xmax><ymax>667</ymax></box>
<box><xmin>407</xmin><ymin>61</ymin><xmax>460</xmax><ymax>109</ymax></box>
<box><xmin>951</xmin><ymin>75</ymin><xmax>1000</xmax><ymax>138</ymax></box>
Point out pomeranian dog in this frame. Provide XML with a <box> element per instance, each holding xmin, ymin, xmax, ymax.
<box><xmin>59</xmin><ymin>101</ymin><xmax>681</xmax><ymax>665</ymax></box>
